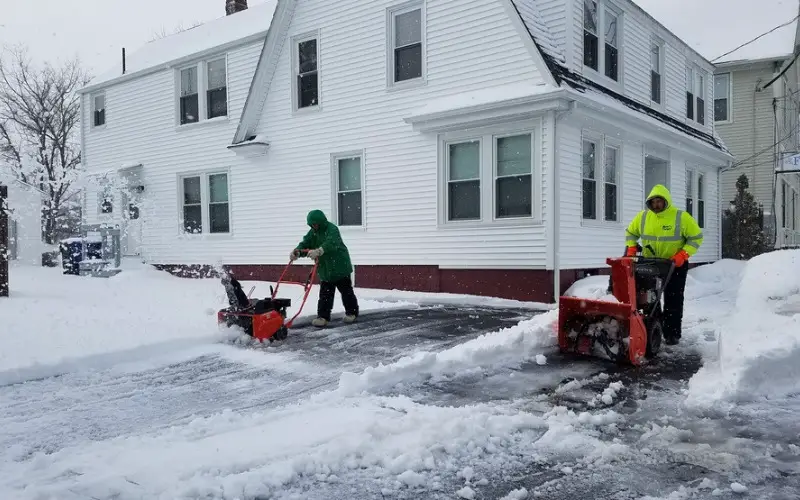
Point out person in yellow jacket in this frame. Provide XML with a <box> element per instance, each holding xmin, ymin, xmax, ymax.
<box><xmin>624</xmin><ymin>184</ymin><xmax>704</xmax><ymax>345</ymax></box>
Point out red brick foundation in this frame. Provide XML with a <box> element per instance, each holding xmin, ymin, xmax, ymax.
<box><xmin>153</xmin><ymin>263</ymin><xmax>631</xmax><ymax>303</ymax></box>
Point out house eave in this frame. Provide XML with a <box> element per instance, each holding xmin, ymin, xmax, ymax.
<box><xmin>77</xmin><ymin>31</ymin><xmax>268</xmax><ymax>95</ymax></box>
<box><xmin>566</xmin><ymin>89</ymin><xmax>734</xmax><ymax>165</ymax></box>
<box><xmin>404</xmin><ymin>89</ymin><xmax>570</xmax><ymax>133</ymax></box>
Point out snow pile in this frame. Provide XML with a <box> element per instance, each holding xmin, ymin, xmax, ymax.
<box><xmin>0</xmin><ymin>392</ymin><xmax>627</xmax><ymax>500</ymax></box>
<box><xmin>563</xmin><ymin>274</ymin><xmax>619</xmax><ymax>303</ymax></box>
<box><xmin>337</xmin><ymin>310</ymin><xmax>558</xmax><ymax>395</ymax></box>
<box><xmin>0</xmin><ymin>263</ymin><xmax>407</xmax><ymax>383</ymax></box>
<box><xmin>686</xmin><ymin>250</ymin><xmax>800</xmax><ymax>407</ymax></box>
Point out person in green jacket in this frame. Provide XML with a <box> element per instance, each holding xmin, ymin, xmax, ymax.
<box><xmin>624</xmin><ymin>184</ymin><xmax>704</xmax><ymax>345</ymax></box>
<box><xmin>290</xmin><ymin>209</ymin><xmax>359</xmax><ymax>327</ymax></box>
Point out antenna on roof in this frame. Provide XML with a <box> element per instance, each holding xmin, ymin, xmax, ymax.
<box><xmin>122</xmin><ymin>48</ymin><xmax>126</xmax><ymax>75</ymax></box>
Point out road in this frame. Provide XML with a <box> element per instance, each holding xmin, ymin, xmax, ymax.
<box><xmin>1</xmin><ymin>305</ymin><xmax>798</xmax><ymax>499</ymax></box>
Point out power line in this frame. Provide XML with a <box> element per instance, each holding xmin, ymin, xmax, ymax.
<box><xmin>711</xmin><ymin>13</ymin><xmax>800</xmax><ymax>63</ymax></box>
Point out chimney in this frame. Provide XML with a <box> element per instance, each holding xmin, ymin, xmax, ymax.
<box><xmin>226</xmin><ymin>0</ymin><xmax>248</xmax><ymax>15</ymax></box>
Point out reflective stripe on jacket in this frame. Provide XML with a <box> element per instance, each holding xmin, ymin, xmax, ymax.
<box><xmin>625</xmin><ymin>184</ymin><xmax>704</xmax><ymax>259</ymax></box>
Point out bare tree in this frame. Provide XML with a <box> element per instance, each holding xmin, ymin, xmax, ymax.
<box><xmin>0</xmin><ymin>45</ymin><xmax>91</xmax><ymax>244</ymax></box>
<box><xmin>149</xmin><ymin>20</ymin><xmax>203</xmax><ymax>42</ymax></box>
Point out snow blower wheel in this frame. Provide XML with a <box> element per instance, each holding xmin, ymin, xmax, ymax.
<box><xmin>557</xmin><ymin>252</ymin><xmax>675</xmax><ymax>366</ymax></box>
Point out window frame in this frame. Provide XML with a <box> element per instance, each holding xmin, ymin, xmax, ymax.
<box><xmin>650</xmin><ymin>40</ymin><xmax>664</xmax><ymax>107</ymax></box>
<box><xmin>386</xmin><ymin>0</ymin><xmax>427</xmax><ymax>91</ymax></box>
<box><xmin>581</xmin><ymin>130</ymin><xmax>622</xmax><ymax>226</ymax></box>
<box><xmin>714</xmin><ymin>72</ymin><xmax>732</xmax><ymax>123</ymax></box>
<box><xmin>582</xmin><ymin>0</ymin><xmax>623</xmax><ymax>87</ymax></box>
<box><xmin>685</xmin><ymin>64</ymin><xmax>707</xmax><ymax>125</ymax></box>
<box><xmin>98</xmin><ymin>185</ymin><xmax>114</xmax><ymax>216</ymax></box>
<box><xmin>437</xmin><ymin>121</ymin><xmax>542</xmax><ymax>228</ymax></box>
<box><xmin>697</xmin><ymin>172</ymin><xmax>705</xmax><ymax>228</ymax></box>
<box><xmin>175</xmin><ymin>55</ymin><xmax>229</xmax><ymax>128</ymax></box>
<box><xmin>205</xmin><ymin>56</ymin><xmax>228</xmax><ymax>120</ymax></box>
<box><xmin>176</xmin><ymin>169</ymin><xmax>232</xmax><ymax>236</ymax></box>
<box><xmin>685</xmin><ymin>168</ymin><xmax>695</xmax><ymax>217</ymax></box>
<box><xmin>330</xmin><ymin>150</ymin><xmax>366</xmax><ymax>229</ymax></box>
<box><xmin>91</xmin><ymin>92</ymin><xmax>106</xmax><ymax>128</ymax></box>
<box><xmin>291</xmin><ymin>30</ymin><xmax>322</xmax><ymax>113</ymax></box>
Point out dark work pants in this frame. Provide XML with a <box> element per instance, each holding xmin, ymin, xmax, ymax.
<box><xmin>317</xmin><ymin>277</ymin><xmax>359</xmax><ymax>321</ymax></box>
<box><xmin>662</xmin><ymin>263</ymin><xmax>689</xmax><ymax>341</ymax></box>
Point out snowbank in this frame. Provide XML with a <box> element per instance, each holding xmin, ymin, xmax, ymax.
<box><xmin>0</xmin><ymin>263</ymin><xmax>462</xmax><ymax>382</ymax></box>
<box><xmin>686</xmin><ymin>250</ymin><xmax>800</xmax><ymax>407</ymax></box>
<box><xmin>337</xmin><ymin>311</ymin><xmax>558</xmax><ymax>395</ymax></box>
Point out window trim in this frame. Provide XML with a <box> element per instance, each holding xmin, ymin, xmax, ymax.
<box><xmin>714</xmin><ymin>72</ymin><xmax>732</xmax><ymax>123</ymax></box>
<box><xmin>91</xmin><ymin>92</ymin><xmax>106</xmax><ymax>128</ymax></box>
<box><xmin>176</xmin><ymin>169</ymin><xmax>232</xmax><ymax>237</ymax></box>
<box><xmin>386</xmin><ymin>0</ymin><xmax>427</xmax><ymax>91</ymax></box>
<box><xmin>437</xmin><ymin>120</ymin><xmax>543</xmax><ymax>228</ymax></box>
<box><xmin>685</xmin><ymin>64</ymin><xmax>707</xmax><ymax>126</ymax></box>
<box><xmin>697</xmin><ymin>172</ymin><xmax>705</xmax><ymax>229</ymax></box>
<box><xmin>650</xmin><ymin>39</ymin><xmax>664</xmax><ymax>107</ymax></box>
<box><xmin>580</xmin><ymin>130</ymin><xmax>623</xmax><ymax>227</ymax></box>
<box><xmin>582</xmin><ymin>0</ymin><xmax>624</xmax><ymax>88</ymax></box>
<box><xmin>330</xmin><ymin>150</ymin><xmax>366</xmax><ymax>229</ymax></box>
<box><xmin>291</xmin><ymin>30</ymin><xmax>322</xmax><ymax>113</ymax></box>
<box><xmin>175</xmin><ymin>55</ymin><xmax>229</xmax><ymax>128</ymax></box>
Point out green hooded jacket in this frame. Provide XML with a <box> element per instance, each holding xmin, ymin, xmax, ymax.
<box><xmin>625</xmin><ymin>184</ymin><xmax>704</xmax><ymax>259</ymax></box>
<box><xmin>295</xmin><ymin>210</ymin><xmax>354</xmax><ymax>282</ymax></box>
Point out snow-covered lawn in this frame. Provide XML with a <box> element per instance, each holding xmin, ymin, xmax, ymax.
<box><xmin>0</xmin><ymin>251</ymin><xmax>798</xmax><ymax>499</ymax></box>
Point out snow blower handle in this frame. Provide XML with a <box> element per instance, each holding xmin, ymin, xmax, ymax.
<box><xmin>647</xmin><ymin>259</ymin><xmax>676</xmax><ymax>320</ymax></box>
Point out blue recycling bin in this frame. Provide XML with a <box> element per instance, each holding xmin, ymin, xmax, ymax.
<box><xmin>59</xmin><ymin>238</ymin><xmax>102</xmax><ymax>275</ymax></box>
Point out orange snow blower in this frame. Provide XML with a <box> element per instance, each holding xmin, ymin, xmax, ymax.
<box><xmin>217</xmin><ymin>252</ymin><xmax>318</xmax><ymax>342</ymax></box>
<box><xmin>557</xmin><ymin>247</ymin><xmax>675</xmax><ymax>366</ymax></box>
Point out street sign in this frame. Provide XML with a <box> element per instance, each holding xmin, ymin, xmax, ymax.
<box><xmin>781</xmin><ymin>153</ymin><xmax>800</xmax><ymax>172</ymax></box>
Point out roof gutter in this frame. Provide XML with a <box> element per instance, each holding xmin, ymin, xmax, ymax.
<box><xmin>77</xmin><ymin>31</ymin><xmax>268</xmax><ymax>95</ymax></box>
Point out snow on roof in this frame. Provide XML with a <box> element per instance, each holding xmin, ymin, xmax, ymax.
<box><xmin>510</xmin><ymin>0</ymin><xmax>566</xmax><ymax>63</ymax></box>
<box><xmin>408</xmin><ymin>82</ymin><xmax>560</xmax><ymax>118</ymax></box>
<box><xmin>633</xmin><ymin>0</ymin><xmax>799</xmax><ymax>64</ymax></box>
<box><xmin>85</xmin><ymin>0</ymin><xmax>278</xmax><ymax>90</ymax></box>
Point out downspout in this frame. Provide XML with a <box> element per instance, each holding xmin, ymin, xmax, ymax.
<box><xmin>552</xmin><ymin>101</ymin><xmax>577</xmax><ymax>304</ymax></box>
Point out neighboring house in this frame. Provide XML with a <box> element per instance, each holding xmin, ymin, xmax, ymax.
<box><xmin>639</xmin><ymin>0</ymin><xmax>800</xmax><ymax>248</ymax></box>
<box><xmin>0</xmin><ymin>174</ymin><xmax>47</xmax><ymax>265</ymax></box>
<box><xmin>79</xmin><ymin>0</ymin><xmax>732</xmax><ymax>303</ymax></box>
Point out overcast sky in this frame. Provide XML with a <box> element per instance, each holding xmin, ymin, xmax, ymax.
<box><xmin>1</xmin><ymin>0</ymin><xmax>796</xmax><ymax>75</ymax></box>
<box><xmin>0</xmin><ymin>0</ymin><xmax>271</xmax><ymax>76</ymax></box>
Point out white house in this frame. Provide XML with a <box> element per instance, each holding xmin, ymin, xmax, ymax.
<box><xmin>0</xmin><ymin>175</ymin><xmax>46</xmax><ymax>265</ymax></box>
<box><xmin>636</xmin><ymin>0</ymin><xmax>800</xmax><ymax>249</ymax></box>
<box><xmin>79</xmin><ymin>0</ymin><xmax>732</xmax><ymax>303</ymax></box>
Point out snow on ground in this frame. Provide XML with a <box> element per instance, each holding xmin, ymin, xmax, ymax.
<box><xmin>685</xmin><ymin>249</ymin><xmax>800</xmax><ymax>408</ymax></box>
<box><xmin>0</xmin><ymin>252</ymin><xmax>797</xmax><ymax>499</ymax></box>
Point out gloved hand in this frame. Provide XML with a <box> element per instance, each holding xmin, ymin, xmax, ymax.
<box><xmin>289</xmin><ymin>248</ymin><xmax>300</xmax><ymax>261</ymax></box>
<box><xmin>307</xmin><ymin>248</ymin><xmax>324</xmax><ymax>260</ymax></box>
<box><xmin>671</xmin><ymin>249</ymin><xmax>690</xmax><ymax>267</ymax></box>
<box><xmin>625</xmin><ymin>246</ymin><xmax>638</xmax><ymax>257</ymax></box>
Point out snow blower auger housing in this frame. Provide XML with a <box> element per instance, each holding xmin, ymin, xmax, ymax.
<box><xmin>557</xmin><ymin>251</ymin><xmax>675</xmax><ymax>366</ymax></box>
<box><xmin>217</xmin><ymin>254</ymin><xmax>318</xmax><ymax>342</ymax></box>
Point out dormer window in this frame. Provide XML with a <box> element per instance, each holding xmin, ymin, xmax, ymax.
<box><xmin>583</xmin><ymin>0</ymin><xmax>621</xmax><ymax>83</ymax></box>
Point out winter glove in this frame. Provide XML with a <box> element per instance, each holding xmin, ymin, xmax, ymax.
<box><xmin>671</xmin><ymin>249</ymin><xmax>690</xmax><ymax>267</ymax></box>
<box><xmin>307</xmin><ymin>248</ymin><xmax>324</xmax><ymax>260</ymax></box>
<box><xmin>625</xmin><ymin>246</ymin><xmax>638</xmax><ymax>257</ymax></box>
<box><xmin>289</xmin><ymin>249</ymin><xmax>300</xmax><ymax>261</ymax></box>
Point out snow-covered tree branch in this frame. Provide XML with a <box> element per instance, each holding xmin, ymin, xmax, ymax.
<box><xmin>0</xmin><ymin>45</ymin><xmax>91</xmax><ymax>244</ymax></box>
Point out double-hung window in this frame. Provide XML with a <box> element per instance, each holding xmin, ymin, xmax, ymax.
<box><xmin>582</xmin><ymin>134</ymin><xmax>620</xmax><ymax>223</ymax></box>
<box><xmin>714</xmin><ymin>73</ymin><xmax>731</xmax><ymax>122</ymax></box>
<box><xmin>388</xmin><ymin>2</ymin><xmax>425</xmax><ymax>87</ymax></box>
<box><xmin>332</xmin><ymin>152</ymin><xmax>364</xmax><ymax>226</ymax></box>
<box><xmin>650</xmin><ymin>42</ymin><xmax>663</xmax><ymax>104</ymax></box>
<box><xmin>178</xmin><ymin>56</ymin><xmax>228</xmax><ymax>126</ymax></box>
<box><xmin>685</xmin><ymin>170</ymin><xmax>694</xmax><ymax>216</ymax></box>
<box><xmin>583</xmin><ymin>0</ymin><xmax>621</xmax><ymax>83</ymax></box>
<box><xmin>92</xmin><ymin>92</ymin><xmax>106</xmax><ymax>127</ymax></box>
<box><xmin>686</xmin><ymin>66</ymin><xmax>706</xmax><ymax>125</ymax></box>
<box><xmin>442</xmin><ymin>127</ymin><xmax>539</xmax><ymax>225</ymax></box>
<box><xmin>697</xmin><ymin>173</ymin><xmax>705</xmax><ymax>228</ymax></box>
<box><xmin>292</xmin><ymin>33</ymin><xmax>320</xmax><ymax>110</ymax></box>
<box><xmin>180</xmin><ymin>172</ymin><xmax>230</xmax><ymax>234</ymax></box>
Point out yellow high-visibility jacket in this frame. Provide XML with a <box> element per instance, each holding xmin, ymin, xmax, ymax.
<box><xmin>625</xmin><ymin>184</ymin><xmax>704</xmax><ymax>259</ymax></box>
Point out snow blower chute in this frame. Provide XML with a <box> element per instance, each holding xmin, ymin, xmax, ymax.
<box><xmin>557</xmin><ymin>249</ymin><xmax>675</xmax><ymax>366</ymax></box>
<box><xmin>217</xmin><ymin>252</ymin><xmax>318</xmax><ymax>342</ymax></box>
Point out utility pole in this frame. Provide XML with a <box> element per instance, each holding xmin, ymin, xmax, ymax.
<box><xmin>0</xmin><ymin>184</ymin><xmax>8</xmax><ymax>297</ymax></box>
